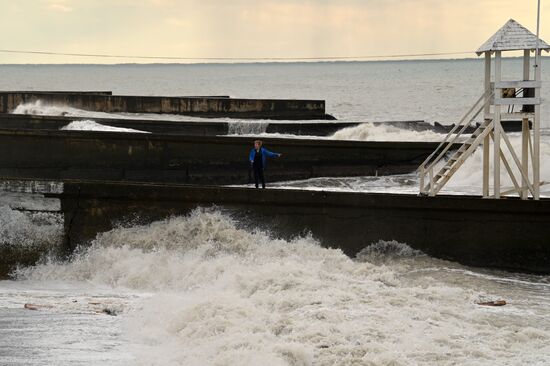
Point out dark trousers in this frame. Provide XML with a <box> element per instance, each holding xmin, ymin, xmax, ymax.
<box><xmin>253</xmin><ymin>164</ymin><xmax>265</xmax><ymax>189</ymax></box>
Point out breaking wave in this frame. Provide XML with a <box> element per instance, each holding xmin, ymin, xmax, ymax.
<box><xmin>331</xmin><ymin>122</ymin><xmax>445</xmax><ymax>142</ymax></box>
<box><xmin>16</xmin><ymin>209</ymin><xmax>550</xmax><ymax>365</ymax></box>
<box><xmin>357</xmin><ymin>240</ymin><xmax>423</xmax><ymax>263</ymax></box>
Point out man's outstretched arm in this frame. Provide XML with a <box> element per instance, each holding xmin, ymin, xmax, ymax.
<box><xmin>263</xmin><ymin>149</ymin><xmax>282</xmax><ymax>158</ymax></box>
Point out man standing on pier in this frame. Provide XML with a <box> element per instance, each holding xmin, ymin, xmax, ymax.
<box><xmin>249</xmin><ymin>140</ymin><xmax>282</xmax><ymax>189</ymax></box>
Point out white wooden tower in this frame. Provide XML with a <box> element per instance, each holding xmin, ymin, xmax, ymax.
<box><xmin>419</xmin><ymin>19</ymin><xmax>549</xmax><ymax>199</ymax></box>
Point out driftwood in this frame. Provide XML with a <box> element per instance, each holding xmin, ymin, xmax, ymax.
<box><xmin>476</xmin><ymin>300</ymin><xmax>507</xmax><ymax>307</ymax></box>
<box><xmin>23</xmin><ymin>302</ymin><xmax>117</xmax><ymax>316</ymax></box>
<box><xmin>24</xmin><ymin>303</ymin><xmax>53</xmax><ymax>310</ymax></box>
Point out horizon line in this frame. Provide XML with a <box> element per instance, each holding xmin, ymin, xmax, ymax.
<box><xmin>1</xmin><ymin>55</ymin><xmax>549</xmax><ymax>66</ymax></box>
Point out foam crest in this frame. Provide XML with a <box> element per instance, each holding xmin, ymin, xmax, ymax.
<box><xmin>11</xmin><ymin>100</ymin><xmax>123</xmax><ymax>119</ymax></box>
<box><xmin>60</xmin><ymin>120</ymin><xmax>150</xmax><ymax>133</ymax></box>
<box><xmin>331</xmin><ymin>122</ymin><xmax>445</xmax><ymax>141</ymax></box>
<box><xmin>16</xmin><ymin>209</ymin><xmax>348</xmax><ymax>290</ymax></box>
<box><xmin>356</xmin><ymin>240</ymin><xmax>423</xmax><ymax>263</ymax></box>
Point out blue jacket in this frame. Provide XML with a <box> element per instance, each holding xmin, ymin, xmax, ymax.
<box><xmin>249</xmin><ymin>147</ymin><xmax>279</xmax><ymax>168</ymax></box>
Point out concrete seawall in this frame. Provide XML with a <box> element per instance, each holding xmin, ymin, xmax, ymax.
<box><xmin>0</xmin><ymin>114</ymin><xmax>436</xmax><ymax>136</ymax></box>
<box><xmin>55</xmin><ymin>181</ymin><xmax>550</xmax><ymax>273</ymax></box>
<box><xmin>0</xmin><ymin>129</ymin><xmax>448</xmax><ymax>184</ymax></box>
<box><xmin>0</xmin><ymin>113</ymin><xmax>359</xmax><ymax>136</ymax></box>
<box><xmin>0</xmin><ymin>92</ymin><xmax>334</xmax><ymax>120</ymax></box>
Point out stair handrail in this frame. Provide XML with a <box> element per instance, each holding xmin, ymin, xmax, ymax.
<box><xmin>425</xmin><ymin>94</ymin><xmax>492</xmax><ymax>173</ymax></box>
<box><xmin>417</xmin><ymin>89</ymin><xmax>493</xmax><ymax>173</ymax></box>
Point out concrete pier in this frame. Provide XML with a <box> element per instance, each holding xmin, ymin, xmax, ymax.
<box><xmin>0</xmin><ymin>128</ymin><xmax>448</xmax><ymax>184</ymax></box>
<box><xmin>0</xmin><ymin>91</ymin><xmax>334</xmax><ymax>120</ymax></box>
<box><xmin>55</xmin><ymin>180</ymin><xmax>550</xmax><ymax>273</ymax></box>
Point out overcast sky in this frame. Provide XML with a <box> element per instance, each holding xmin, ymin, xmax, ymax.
<box><xmin>0</xmin><ymin>0</ymin><xmax>548</xmax><ymax>63</ymax></box>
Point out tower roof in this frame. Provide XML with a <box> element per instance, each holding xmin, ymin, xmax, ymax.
<box><xmin>476</xmin><ymin>19</ymin><xmax>550</xmax><ymax>55</ymax></box>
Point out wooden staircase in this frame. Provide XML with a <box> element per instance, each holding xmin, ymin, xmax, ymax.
<box><xmin>419</xmin><ymin>90</ymin><xmax>494</xmax><ymax>195</ymax></box>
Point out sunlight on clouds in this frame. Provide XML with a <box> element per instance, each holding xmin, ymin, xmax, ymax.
<box><xmin>0</xmin><ymin>0</ymin><xmax>548</xmax><ymax>63</ymax></box>
<box><xmin>47</xmin><ymin>0</ymin><xmax>73</xmax><ymax>12</ymax></box>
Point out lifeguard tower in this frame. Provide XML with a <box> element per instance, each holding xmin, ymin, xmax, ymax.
<box><xmin>419</xmin><ymin>19</ymin><xmax>549</xmax><ymax>200</ymax></box>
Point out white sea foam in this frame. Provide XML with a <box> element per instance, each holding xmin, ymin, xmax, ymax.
<box><xmin>16</xmin><ymin>209</ymin><xmax>550</xmax><ymax>365</ymax></box>
<box><xmin>60</xmin><ymin>120</ymin><xmax>150</xmax><ymax>133</ymax></box>
<box><xmin>331</xmin><ymin>122</ymin><xmax>446</xmax><ymax>141</ymax></box>
<box><xmin>442</xmin><ymin>133</ymin><xmax>550</xmax><ymax>195</ymax></box>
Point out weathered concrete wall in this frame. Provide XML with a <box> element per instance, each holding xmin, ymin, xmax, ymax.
<box><xmin>0</xmin><ymin>129</ymin><xmax>447</xmax><ymax>184</ymax></box>
<box><xmin>0</xmin><ymin>91</ymin><xmax>113</xmax><ymax>95</ymax></box>
<box><xmin>0</xmin><ymin>92</ymin><xmax>333</xmax><ymax>120</ymax></box>
<box><xmin>56</xmin><ymin>181</ymin><xmax>550</xmax><ymax>273</ymax></box>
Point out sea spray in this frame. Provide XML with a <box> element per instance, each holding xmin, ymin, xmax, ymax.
<box><xmin>15</xmin><ymin>209</ymin><xmax>550</xmax><ymax>365</ymax></box>
<box><xmin>228</xmin><ymin>121</ymin><xmax>269</xmax><ymax>135</ymax></box>
<box><xmin>0</xmin><ymin>205</ymin><xmax>63</xmax><ymax>249</ymax></box>
<box><xmin>12</xmin><ymin>101</ymin><xmax>166</xmax><ymax>121</ymax></box>
<box><xmin>443</xmin><ymin>133</ymin><xmax>550</xmax><ymax>194</ymax></box>
<box><xmin>12</xmin><ymin>100</ymin><xmax>112</xmax><ymax>118</ymax></box>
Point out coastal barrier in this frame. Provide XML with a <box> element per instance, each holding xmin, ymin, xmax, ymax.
<box><xmin>0</xmin><ymin>128</ymin><xmax>446</xmax><ymax>184</ymax></box>
<box><xmin>0</xmin><ymin>113</ymin><xmax>358</xmax><ymax>136</ymax></box>
<box><xmin>0</xmin><ymin>91</ymin><xmax>334</xmax><ymax>120</ymax></box>
<box><xmin>55</xmin><ymin>180</ymin><xmax>550</xmax><ymax>273</ymax></box>
<box><xmin>0</xmin><ymin>113</ymin><xmax>437</xmax><ymax>136</ymax></box>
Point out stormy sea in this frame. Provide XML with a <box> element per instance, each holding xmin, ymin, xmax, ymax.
<box><xmin>1</xmin><ymin>58</ymin><xmax>550</xmax><ymax>365</ymax></box>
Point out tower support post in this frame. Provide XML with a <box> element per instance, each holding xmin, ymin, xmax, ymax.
<box><xmin>522</xmin><ymin>49</ymin><xmax>530</xmax><ymax>199</ymax></box>
<box><xmin>493</xmin><ymin>51</ymin><xmax>502</xmax><ymax>198</ymax></box>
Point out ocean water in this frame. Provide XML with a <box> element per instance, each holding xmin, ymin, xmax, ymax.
<box><xmin>1</xmin><ymin>58</ymin><xmax>549</xmax><ymax>123</ymax></box>
<box><xmin>1</xmin><ymin>60</ymin><xmax>550</xmax><ymax>365</ymax></box>
<box><xmin>3</xmin><ymin>210</ymin><xmax>550</xmax><ymax>365</ymax></box>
